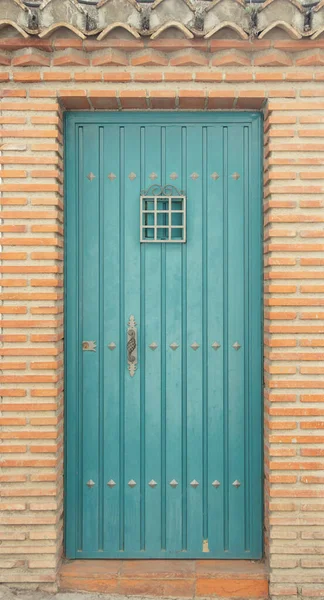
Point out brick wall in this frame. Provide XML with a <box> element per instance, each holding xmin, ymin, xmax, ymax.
<box><xmin>264</xmin><ymin>95</ymin><xmax>324</xmax><ymax>600</ymax></box>
<box><xmin>0</xmin><ymin>88</ymin><xmax>64</xmax><ymax>590</ymax></box>
<box><xmin>0</xmin><ymin>36</ymin><xmax>324</xmax><ymax>598</ymax></box>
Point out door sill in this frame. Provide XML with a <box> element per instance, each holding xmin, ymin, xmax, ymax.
<box><xmin>60</xmin><ymin>559</ymin><xmax>269</xmax><ymax>598</ymax></box>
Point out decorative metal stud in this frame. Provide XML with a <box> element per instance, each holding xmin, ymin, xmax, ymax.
<box><xmin>170</xmin><ymin>172</ymin><xmax>178</xmax><ymax>180</ymax></box>
<box><xmin>107</xmin><ymin>479</ymin><xmax>116</xmax><ymax>488</ymax></box>
<box><xmin>190</xmin><ymin>479</ymin><xmax>199</xmax><ymax>488</ymax></box>
<box><xmin>108</xmin><ymin>342</ymin><xmax>116</xmax><ymax>351</ymax></box>
<box><xmin>149</xmin><ymin>342</ymin><xmax>158</xmax><ymax>351</ymax></box>
<box><xmin>170</xmin><ymin>479</ymin><xmax>178</xmax><ymax>488</ymax></box>
<box><xmin>108</xmin><ymin>172</ymin><xmax>116</xmax><ymax>181</ymax></box>
<box><xmin>232</xmin><ymin>480</ymin><xmax>241</xmax><ymax>488</ymax></box>
<box><xmin>149</xmin><ymin>172</ymin><xmax>158</xmax><ymax>180</ymax></box>
<box><xmin>231</xmin><ymin>172</ymin><xmax>240</xmax><ymax>180</ymax></box>
<box><xmin>128</xmin><ymin>479</ymin><xmax>136</xmax><ymax>488</ymax></box>
<box><xmin>149</xmin><ymin>479</ymin><xmax>157</xmax><ymax>488</ymax></box>
<box><xmin>232</xmin><ymin>341</ymin><xmax>241</xmax><ymax>351</ymax></box>
<box><xmin>191</xmin><ymin>342</ymin><xmax>200</xmax><ymax>351</ymax></box>
<box><xmin>170</xmin><ymin>342</ymin><xmax>179</xmax><ymax>351</ymax></box>
<box><xmin>128</xmin><ymin>172</ymin><xmax>137</xmax><ymax>181</ymax></box>
<box><xmin>86</xmin><ymin>479</ymin><xmax>95</xmax><ymax>488</ymax></box>
<box><xmin>87</xmin><ymin>172</ymin><xmax>96</xmax><ymax>181</ymax></box>
<box><xmin>190</xmin><ymin>172</ymin><xmax>199</xmax><ymax>180</ymax></box>
<box><xmin>211</xmin><ymin>172</ymin><xmax>220</xmax><ymax>180</ymax></box>
<box><xmin>82</xmin><ymin>341</ymin><xmax>96</xmax><ymax>352</ymax></box>
<box><xmin>212</xmin><ymin>342</ymin><xmax>221</xmax><ymax>351</ymax></box>
<box><xmin>212</xmin><ymin>480</ymin><xmax>221</xmax><ymax>488</ymax></box>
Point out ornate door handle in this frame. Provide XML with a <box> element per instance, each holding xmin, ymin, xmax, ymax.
<box><xmin>127</xmin><ymin>315</ymin><xmax>137</xmax><ymax>377</ymax></box>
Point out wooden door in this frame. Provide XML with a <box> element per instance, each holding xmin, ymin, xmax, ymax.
<box><xmin>65</xmin><ymin>112</ymin><xmax>262</xmax><ymax>559</ymax></box>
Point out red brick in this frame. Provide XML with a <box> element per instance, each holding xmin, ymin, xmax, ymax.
<box><xmin>211</xmin><ymin>50</ymin><xmax>250</xmax><ymax>67</ymax></box>
<box><xmin>53</xmin><ymin>51</ymin><xmax>89</xmax><ymax>67</ymax></box>
<box><xmin>58</xmin><ymin>90</ymin><xmax>90</xmax><ymax>110</ymax></box>
<box><xmin>92</xmin><ymin>50</ymin><xmax>128</xmax><ymax>67</ymax></box>
<box><xmin>12</xmin><ymin>50</ymin><xmax>50</xmax><ymax>68</ymax></box>
<box><xmin>178</xmin><ymin>90</ymin><xmax>205</xmax><ymax>110</ymax></box>
<box><xmin>131</xmin><ymin>51</ymin><xmax>168</xmax><ymax>67</ymax></box>
<box><xmin>236</xmin><ymin>91</ymin><xmax>266</xmax><ymax>110</ymax></box>
<box><xmin>170</xmin><ymin>51</ymin><xmax>208</xmax><ymax>67</ymax></box>
<box><xmin>255</xmin><ymin>50</ymin><xmax>292</xmax><ymax>67</ymax></box>
<box><xmin>119</xmin><ymin>90</ymin><xmax>147</xmax><ymax>110</ymax></box>
<box><xmin>88</xmin><ymin>91</ymin><xmax>118</xmax><ymax>110</ymax></box>
<box><xmin>149</xmin><ymin>91</ymin><xmax>176</xmax><ymax>110</ymax></box>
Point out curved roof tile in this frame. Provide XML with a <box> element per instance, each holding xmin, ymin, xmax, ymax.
<box><xmin>0</xmin><ymin>0</ymin><xmax>322</xmax><ymax>40</ymax></box>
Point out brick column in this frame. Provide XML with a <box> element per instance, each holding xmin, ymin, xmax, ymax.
<box><xmin>0</xmin><ymin>88</ymin><xmax>64</xmax><ymax>591</ymax></box>
<box><xmin>265</xmin><ymin>91</ymin><xmax>324</xmax><ymax>600</ymax></box>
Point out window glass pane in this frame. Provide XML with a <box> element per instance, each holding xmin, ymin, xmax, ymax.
<box><xmin>157</xmin><ymin>213</ymin><xmax>169</xmax><ymax>226</ymax></box>
<box><xmin>171</xmin><ymin>200</ymin><xmax>182</xmax><ymax>210</ymax></box>
<box><xmin>171</xmin><ymin>212</ymin><xmax>183</xmax><ymax>226</ymax></box>
<box><xmin>156</xmin><ymin>228</ymin><xmax>169</xmax><ymax>240</ymax></box>
<box><xmin>143</xmin><ymin>227</ymin><xmax>155</xmax><ymax>240</ymax></box>
<box><xmin>171</xmin><ymin>228</ymin><xmax>183</xmax><ymax>240</ymax></box>
<box><xmin>157</xmin><ymin>199</ymin><xmax>169</xmax><ymax>211</ymax></box>
<box><xmin>143</xmin><ymin>213</ymin><xmax>154</xmax><ymax>226</ymax></box>
<box><xmin>144</xmin><ymin>199</ymin><xmax>154</xmax><ymax>211</ymax></box>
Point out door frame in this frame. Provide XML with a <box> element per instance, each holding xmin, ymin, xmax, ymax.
<box><xmin>64</xmin><ymin>111</ymin><xmax>263</xmax><ymax>559</ymax></box>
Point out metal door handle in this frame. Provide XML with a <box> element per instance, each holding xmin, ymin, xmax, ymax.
<box><xmin>127</xmin><ymin>315</ymin><xmax>137</xmax><ymax>377</ymax></box>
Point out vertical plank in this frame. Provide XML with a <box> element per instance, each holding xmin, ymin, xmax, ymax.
<box><xmin>243</xmin><ymin>125</ymin><xmax>251</xmax><ymax>554</ymax></box>
<box><xmin>143</xmin><ymin>125</ymin><xmax>163</xmax><ymax>553</ymax></box>
<box><xmin>81</xmin><ymin>124</ymin><xmax>100</xmax><ymax>552</ymax></box>
<box><xmin>123</xmin><ymin>126</ymin><xmax>142</xmax><ymax>553</ymax></box>
<box><xmin>186</xmin><ymin>125</ymin><xmax>204</xmax><ymax>555</ymax></box>
<box><xmin>227</xmin><ymin>125</ymin><xmax>246</xmax><ymax>555</ymax></box>
<box><xmin>206</xmin><ymin>125</ymin><xmax>225</xmax><ymax>555</ymax></box>
<box><xmin>139</xmin><ymin>126</ymin><xmax>146</xmax><ymax>551</ymax></box>
<box><xmin>164</xmin><ymin>126</ymin><xmax>183</xmax><ymax>553</ymax></box>
<box><xmin>64</xmin><ymin>118</ymin><xmax>79</xmax><ymax>557</ymax></box>
<box><xmin>181</xmin><ymin>126</ymin><xmax>188</xmax><ymax>553</ymax></box>
<box><xmin>102</xmin><ymin>125</ymin><xmax>121</xmax><ymax>554</ymax></box>
<box><xmin>98</xmin><ymin>126</ymin><xmax>104</xmax><ymax>551</ymax></box>
<box><xmin>202</xmin><ymin>126</ymin><xmax>208</xmax><ymax>548</ymax></box>
<box><xmin>222</xmin><ymin>126</ymin><xmax>230</xmax><ymax>552</ymax></box>
<box><xmin>118</xmin><ymin>126</ymin><xmax>126</xmax><ymax>552</ymax></box>
<box><xmin>249</xmin><ymin>116</ymin><xmax>263</xmax><ymax>558</ymax></box>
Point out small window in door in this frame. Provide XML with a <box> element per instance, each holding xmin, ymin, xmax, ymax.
<box><xmin>140</xmin><ymin>185</ymin><xmax>186</xmax><ymax>243</ymax></box>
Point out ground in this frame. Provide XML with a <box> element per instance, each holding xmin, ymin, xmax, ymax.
<box><xmin>0</xmin><ymin>590</ymin><xmax>153</xmax><ymax>600</ymax></box>
<box><xmin>0</xmin><ymin>590</ymin><xmax>108</xmax><ymax>600</ymax></box>
<box><xmin>0</xmin><ymin>590</ymin><xmax>177</xmax><ymax>600</ymax></box>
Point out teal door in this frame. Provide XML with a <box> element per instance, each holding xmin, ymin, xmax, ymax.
<box><xmin>65</xmin><ymin>112</ymin><xmax>262</xmax><ymax>559</ymax></box>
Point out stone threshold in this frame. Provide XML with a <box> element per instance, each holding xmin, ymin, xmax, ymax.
<box><xmin>60</xmin><ymin>559</ymin><xmax>269</xmax><ymax>598</ymax></box>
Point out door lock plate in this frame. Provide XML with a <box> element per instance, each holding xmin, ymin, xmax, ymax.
<box><xmin>82</xmin><ymin>341</ymin><xmax>96</xmax><ymax>352</ymax></box>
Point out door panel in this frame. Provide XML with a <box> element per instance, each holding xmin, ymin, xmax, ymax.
<box><xmin>65</xmin><ymin>112</ymin><xmax>262</xmax><ymax>559</ymax></box>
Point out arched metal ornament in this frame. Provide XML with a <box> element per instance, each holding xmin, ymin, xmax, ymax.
<box><xmin>127</xmin><ymin>315</ymin><xmax>137</xmax><ymax>377</ymax></box>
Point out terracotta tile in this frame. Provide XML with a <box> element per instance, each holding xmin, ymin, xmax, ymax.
<box><xmin>60</xmin><ymin>576</ymin><xmax>119</xmax><ymax>593</ymax></box>
<box><xmin>118</xmin><ymin>578</ymin><xmax>166</xmax><ymax>596</ymax></box>
<box><xmin>196</xmin><ymin>577</ymin><xmax>269</xmax><ymax>598</ymax></box>
<box><xmin>120</xmin><ymin>559</ymin><xmax>196</xmax><ymax>578</ymax></box>
<box><xmin>119</xmin><ymin>577</ymin><xmax>195</xmax><ymax>597</ymax></box>
<box><xmin>60</xmin><ymin>559</ymin><xmax>268</xmax><ymax>598</ymax></box>
<box><xmin>163</xmin><ymin>579</ymin><xmax>196</xmax><ymax>597</ymax></box>
<box><xmin>196</xmin><ymin>559</ymin><xmax>267</xmax><ymax>579</ymax></box>
<box><xmin>60</xmin><ymin>559</ymin><xmax>122</xmax><ymax>577</ymax></box>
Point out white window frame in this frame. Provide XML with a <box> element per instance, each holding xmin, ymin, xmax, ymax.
<box><xmin>140</xmin><ymin>189</ymin><xmax>186</xmax><ymax>243</ymax></box>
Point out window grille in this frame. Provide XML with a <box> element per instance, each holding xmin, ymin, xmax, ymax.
<box><xmin>140</xmin><ymin>185</ymin><xmax>186</xmax><ymax>243</ymax></box>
